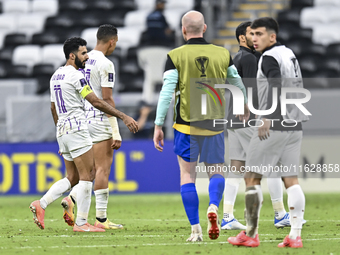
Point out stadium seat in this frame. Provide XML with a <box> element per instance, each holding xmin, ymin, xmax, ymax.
<box><xmin>119</xmin><ymin>72</ymin><xmax>144</xmax><ymax>93</ymax></box>
<box><xmin>7</xmin><ymin>64</ymin><xmax>29</xmax><ymax>78</ymax></box>
<box><xmin>0</xmin><ymin>46</ymin><xmax>15</xmax><ymax>61</ymax></box>
<box><xmin>166</xmin><ymin>0</ymin><xmax>194</xmax><ymax>11</ymax></box>
<box><xmin>291</xmin><ymin>0</ymin><xmax>313</xmax><ymax>9</ymax></box>
<box><xmin>314</xmin><ymin>0</ymin><xmax>340</xmax><ymax>7</ymax></box>
<box><xmin>78</xmin><ymin>10</ymin><xmax>103</xmax><ymax>28</ymax></box>
<box><xmin>135</xmin><ymin>0</ymin><xmax>154</xmax><ymax>11</ymax></box>
<box><xmin>137</xmin><ymin>46</ymin><xmax>170</xmax><ymax>104</ymax></box>
<box><xmin>116</xmin><ymin>27</ymin><xmax>143</xmax><ymax>57</ymax></box>
<box><xmin>328</xmin><ymin>8</ymin><xmax>340</xmax><ymax>23</ymax></box>
<box><xmin>326</xmin><ymin>43</ymin><xmax>340</xmax><ymax>57</ymax></box>
<box><xmin>85</xmin><ymin>0</ymin><xmax>114</xmax><ymax>11</ymax></box>
<box><xmin>59</xmin><ymin>0</ymin><xmax>87</xmax><ymax>12</ymax></box>
<box><xmin>31</xmin><ymin>0</ymin><xmax>58</xmax><ymax>17</ymax></box>
<box><xmin>277</xmin><ymin>9</ymin><xmax>301</xmax><ymax>24</ymax></box>
<box><xmin>124</xmin><ymin>10</ymin><xmax>150</xmax><ymax>31</ymax></box>
<box><xmin>32</xmin><ymin>29</ymin><xmax>62</xmax><ymax>45</ymax></box>
<box><xmin>45</xmin><ymin>15</ymin><xmax>75</xmax><ymax>30</ymax></box>
<box><xmin>41</xmin><ymin>44</ymin><xmax>65</xmax><ymax>69</ymax></box>
<box><xmin>80</xmin><ymin>28</ymin><xmax>97</xmax><ymax>49</ymax></box>
<box><xmin>4</xmin><ymin>33</ymin><xmax>27</xmax><ymax>48</ymax></box>
<box><xmin>17</xmin><ymin>14</ymin><xmax>46</xmax><ymax>39</ymax></box>
<box><xmin>32</xmin><ymin>64</ymin><xmax>55</xmax><ymax>94</ymax></box>
<box><xmin>12</xmin><ymin>45</ymin><xmax>42</xmax><ymax>74</ymax></box>
<box><xmin>102</xmin><ymin>9</ymin><xmax>128</xmax><ymax>27</ymax></box>
<box><xmin>120</xmin><ymin>47</ymin><xmax>143</xmax><ymax>75</ymax></box>
<box><xmin>319</xmin><ymin>57</ymin><xmax>340</xmax><ymax>74</ymax></box>
<box><xmin>300</xmin><ymin>7</ymin><xmax>329</xmax><ymax>29</ymax></box>
<box><xmin>0</xmin><ymin>59</ymin><xmax>11</xmax><ymax>78</ymax></box>
<box><xmin>298</xmin><ymin>54</ymin><xmax>319</xmax><ymax>73</ymax></box>
<box><xmin>164</xmin><ymin>9</ymin><xmax>183</xmax><ymax>30</ymax></box>
<box><xmin>285</xmin><ymin>38</ymin><xmax>313</xmax><ymax>57</ymax></box>
<box><xmin>2</xmin><ymin>0</ymin><xmax>30</xmax><ymax>13</ymax></box>
<box><xmin>0</xmin><ymin>14</ymin><xmax>17</xmax><ymax>49</ymax></box>
<box><xmin>312</xmin><ymin>25</ymin><xmax>340</xmax><ymax>46</ymax></box>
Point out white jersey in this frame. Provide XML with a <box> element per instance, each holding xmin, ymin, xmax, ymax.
<box><xmin>50</xmin><ymin>65</ymin><xmax>92</xmax><ymax>137</ymax></box>
<box><xmin>83</xmin><ymin>50</ymin><xmax>115</xmax><ymax>123</ymax></box>
<box><xmin>257</xmin><ymin>45</ymin><xmax>309</xmax><ymax>123</ymax></box>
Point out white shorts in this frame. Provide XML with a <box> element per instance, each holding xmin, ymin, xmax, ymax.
<box><xmin>246</xmin><ymin>130</ymin><xmax>303</xmax><ymax>177</ymax></box>
<box><xmin>57</xmin><ymin>130</ymin><xmax>93</xmax><ymax>161</ymax></box>
<box><xmin>87</xmin><ymin>120</ymin><xmax>112</xmax><ymax>144</ymax></box>
<box><xmin>228</xmin><ymin>127</ymin><xmax>254</xmax><ymax>161</ymax></box>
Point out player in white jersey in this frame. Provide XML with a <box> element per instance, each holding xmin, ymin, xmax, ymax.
<box><xmin>29</xmin><ymin>37</ymin><xmax>138</xmax><ymax>232</ymax></box>
<box><xmin>61</xmin><ymin>25</ymin><xmax>124</xmax><ymax>230</ymax></box>
<box><xmin>228</xmin><ymin>17</ymin><xmax>308</xmax><ymax>248</ymax></box>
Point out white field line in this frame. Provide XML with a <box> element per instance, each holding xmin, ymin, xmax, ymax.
<box><xmin>1</xmin><ymin>233</ymin><xmax>339</xmax><ymax>239</ymax></box>
<box><xmin>7</xmin><ymin>218</ymin><xmax>340</xmax><ymax>222</ymax></box>
<box><xmin>1</xmin><ymin>238</ymin><xmax>340</xmax><ymax>250</ymax></box>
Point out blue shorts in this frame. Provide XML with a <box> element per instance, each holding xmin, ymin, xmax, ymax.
<box><xmin>173</xmin><ymin>129</ymin><xmax>225</xmax><ymax>164</ymax></box>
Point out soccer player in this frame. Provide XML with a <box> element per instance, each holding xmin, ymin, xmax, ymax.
<box><xmin>61</xmin><ymin>25</ymin><xmax>124</xmax><ymax>230</ymax></box>
<box><xmin>228</xmin><ymin>17</ymin><xmax>308</xmax><ymax>248</ymax></box>
<box><xmin>29</xmin><ymin>37</ymin><xmax>138</xmax><ymax>232</ymax></box>
<box><xmin>153</xmin><ymin>11</ymin><xmax>249</xmax><ymax>242</ymax></box>
<box><xmin>222</xmin><ymin>21</ymin><xmax>293</xmax><ymax>230</ymax></box>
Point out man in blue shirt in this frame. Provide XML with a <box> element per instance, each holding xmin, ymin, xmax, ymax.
<box><xmin>146</xmin><ymin>0</ymin><xmax>174</xmax><ymax>46</ymax></box>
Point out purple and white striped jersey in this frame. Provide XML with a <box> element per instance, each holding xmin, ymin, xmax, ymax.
<box><xmin>50</xmin><ymin>65</ymin><xmax>90</xmax><ymax>137</ymax></box>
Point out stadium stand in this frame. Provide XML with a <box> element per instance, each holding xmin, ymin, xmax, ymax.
<box><xmin>0</xmin><ymin>0</ymin><xmax>338</xmax><ymax>142</ymax></box>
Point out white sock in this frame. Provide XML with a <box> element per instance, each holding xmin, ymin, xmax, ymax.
<box><xmin>191</xmin><ymin>223</ymin><xmax>201</xmax><ymax>233</ymax></box>
<box><xmin>40</xmin><ymin>178</ymin><xmax>71</xmax><ymax>210</ymax></box>
<box><xmin>287</xmin><ymin>184</ymin><xmax>305</xmax><ymax>239</ymax></box>
<box><xmin>75</xmin><ymin>181</ymin><xmax>93</xmax><ymax>226</ymax></box>
<box><xmin>223</xmin><ymin>172</ymin><xmax>242</xmax><ymax>220</ymax></box>
<box><xmin>94</xmin><ymin>188</ymin><xmax>109</xmax><ymax>219</ymax></box>
<box><xmin>267</xmin><ymin>178</ymin><xmax>286</xmax><ymax>219</ymax></box>
<box><xmin>69</xmin><ymin>183</ymin><xmax>80</xmax><ymax>203</ymax></box>
<box><xmin>245</xmin><ymin>185</ymin><xmax>263</xmax><ymax>238</ymax></box>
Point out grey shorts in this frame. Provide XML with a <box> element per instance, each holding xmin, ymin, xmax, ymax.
<box><xmin>228</xmin><ymin>127</ymin><xmax>254</xmax><ymax>161</ymax></box>
<box><xmin>245</xmin><ymin>130</ymin><xmax>303</xmax><ymax>177</ymax></box>
<box><xmin>57</xmin><ymin>130</ymin><xmax>93</xmax><ymax>161</ymax></box>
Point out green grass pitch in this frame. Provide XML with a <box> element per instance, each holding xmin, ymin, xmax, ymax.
<box><xmin>0</xmin><ymin>193</ymin><xmax>339</xmax><ymax>255</ymax></box>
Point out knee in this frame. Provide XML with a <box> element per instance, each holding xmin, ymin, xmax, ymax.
<box><xmin>67</xmin><ymin>174</ymin><xmax>79</xmax><ymax>187</ymax></box>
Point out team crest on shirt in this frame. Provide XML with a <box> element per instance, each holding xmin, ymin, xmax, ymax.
<box><xmin>195</xmin><ymin>56</ymin><xmax>209</xmax><ymax>77</ymax></box>
<box><xmin>108</xmin><ymin>73</ymin><xmax>114</xmax><ymax>82</ymax></box>
<box><xmin>79</xmin><ymin>78</ymin><xmax>87</xmax><ymax>87</ymax></box>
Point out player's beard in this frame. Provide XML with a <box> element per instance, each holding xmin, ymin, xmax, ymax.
<box><xmin>75</xmin><ymin>55</ymin><xmax>85</xmax><ymax>69</ymax></box>
<box><xmin>246</xmin><ymin>37</ymin><xmax>255</xmax><ymax>51</ymax></box>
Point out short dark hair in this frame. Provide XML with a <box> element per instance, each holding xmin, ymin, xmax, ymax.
<box><xmin>235</xmin><ymin>21</ymin><xmax>252</xmax><ymax>43</ymax></box>
<box><xmin>250</xmin><ymin>17</ymin><xmax>279</xmax><ymax>34</ymax></box>
<box><xmin>63</xmin><ymin>37</ymin><xmax>87</xmax><ymax>60</ymax></box>
<box><xmin>97</xmin><ymin>24</ymin><xmax>118</xmax><ymax>43</ymax></box>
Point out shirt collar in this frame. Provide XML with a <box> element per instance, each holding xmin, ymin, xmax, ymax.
<box><xmin>186</xmin><ymin>37</ymin><xmax>209</xmax><ymax>45</ymax></box>
<box><xmin>262</xmin><ymin>42</ymin><xmax>281</xmax><ymax>53</ymax></box>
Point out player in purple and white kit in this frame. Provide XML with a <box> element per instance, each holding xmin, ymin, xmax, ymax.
<box><xmin>29</xmin><ymin>37</ymin><xmax>138</xmax><ymax>232</ymax></box>
<box><xmin>61</xmin><ymin>25</ymin><xmax>125</xmax><ymax>230</ymax></box>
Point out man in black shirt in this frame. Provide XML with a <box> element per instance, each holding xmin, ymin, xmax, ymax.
<box><xmin>222</xmin><ymin>21</ymin><xmax>296</xmax><ymax>231</ymax></box>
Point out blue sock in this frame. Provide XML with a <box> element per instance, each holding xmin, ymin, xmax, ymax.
<box><xmin>181</xmin><ymin>183</ymin><xmax>199</xmax><ymax>225</ymax></box>
<box><xmin>209</xmin><ymin>174</ymin><xmax>225</xmax><ymax>207</ymax></box>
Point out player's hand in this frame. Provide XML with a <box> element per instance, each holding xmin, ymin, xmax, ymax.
<box><xmin>153</xmin><ymin>125</ymin><xmax>164</xmax><ymax>152</ymax></box>
<box><xmin>122</xmin><ymin>114</ymin><xmax>139</xmax><ymax>133</ymax></box>
<box><xmin>258</xmin><ymin>118</ymin><xmax>270</xmax><ymax>141</ymax></box>
<box><xmin>236</xmin><ymin>104</ymin><xmax>250</xmax><ymax>122</ymax></box>
<box><xmin>58</xmin><ymin>150</ymin><xmax>62</xmax><ymax>156</ymax></box>
<box><xmin>111</xmin><ymin>140</ymin><xmax>122</xmax><ymax>150</ymax></box>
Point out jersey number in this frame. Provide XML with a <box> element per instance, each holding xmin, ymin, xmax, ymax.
<box><xmin>85</xmin><ymin>69</ymin><xmax>93</xmax><ymax>89</ymax></box>
<box><xmin>54</xmin><ymin>85</ymin><xmax>67</xmax><ymax>113</ymax></box>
